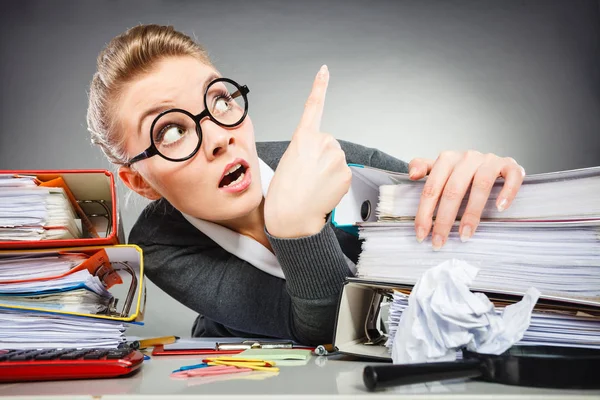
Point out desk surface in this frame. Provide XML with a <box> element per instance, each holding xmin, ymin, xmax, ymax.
<box><xmin>1</xmin><ymin>353</ymin><xmax>599</xmax><ymax>399</ymax></box>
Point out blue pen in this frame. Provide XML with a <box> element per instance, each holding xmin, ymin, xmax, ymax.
<box><xmin>172</xmin><ymin>362</ymin><xmax>209</xmax><ymax>373</ymax></box>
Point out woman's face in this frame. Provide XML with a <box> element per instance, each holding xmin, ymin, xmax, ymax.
<box><xmin>116</xmin><ymin>56</ymin><xmax>263</xmax><ymax>223</ymax></box>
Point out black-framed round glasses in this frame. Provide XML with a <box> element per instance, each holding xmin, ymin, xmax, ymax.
<box><xmin>125</xmin><ymin>77</ymin><xmax>250</xmax><ymax>166</ymax></box>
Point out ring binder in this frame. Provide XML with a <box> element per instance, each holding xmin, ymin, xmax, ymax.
<box><xmin>0</xmin><ymin>245</ymin><xmax>145</xmax><ymax>322</ymax></box>
<box><xmin>0</xmin><ymin>170</ymin><xmax>121</xmax><ymax>249</ymax></box>
<box><xmin>364</xmin><ymin>290</ymin><xmax>388</xmax><ymax>346</ymax></box>
<box><xmin>77</xmin><ymin>199</ymin><xmax>113</xmax><ymax>238</ymax></box>
<box><xmin>0</xmin><ymin>171</ymin><xmax>143</xmax><ymax>352</ymax></box>
<box><xmin>109</xmin><ymin>261</ymin><xmax>137</xmax><ymax>318</ymax></box>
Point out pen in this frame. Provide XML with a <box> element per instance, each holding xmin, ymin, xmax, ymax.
<box><xmin>131</xmin><ymin>335</ymin><xmax>180</xmax><ymax>349</ymax></box>
<box><xmin>172</xmin><ymin>362</ymin><xmax>209</xmax><ymax>373</ymax></box>
<box><xmin>216</xmin><ymin>341</ymin><xmax>293</xmax><ymax>351</ymax></box>
<box><xmin>203</xmin><ymin>357</ymin><xmax>276</xmax><ymax>367</ymax></box>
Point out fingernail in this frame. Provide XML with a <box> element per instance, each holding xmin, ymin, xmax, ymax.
<box><xmin>432</xmin><ymin>234</ymin><xmax>443</xmax><ymax>251</ymax></box>
<box><xmin>409</xmin><ymin>167</ymin><xmax>417</xmax><ymax>178</ymax></box>
<box><xmin>416</xmin><ymin>227</ymin><xmax>426</xmax><ymax>243</ymax></box>
<box><xmin>460</xmin><ymin>226</ymin><xmax>472</xmax><ymax>242</ymax></box>
<box><xmin>497</xmin><ymin>198</ymin><xmax>508</xmax><ymax>212</ymax></box>
<box><xmin>318</xmin><ymin>65</ymin><xmax>328</xmax><ymax>77</ymax></box>
<box><xmin>520</xmin><ymin>166</ymin><xmax>526</xmax><ymax>177</ymax></box>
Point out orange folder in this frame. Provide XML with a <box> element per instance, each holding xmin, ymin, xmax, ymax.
<box><xmin>0</xmin><ymin>248</ymin><xmax>123</xmax><ymax>289</ymax></box>
<box><xmin>0</xmin><ymin>245</ymin><xmax>145</xmax><ymax>323</ymax></box>
<box><xmin>0</xmin><ymin>170</ymin><xmax>120</xmax><ymax>249</ymax></box>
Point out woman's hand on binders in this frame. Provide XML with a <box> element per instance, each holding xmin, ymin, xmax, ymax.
<box><xmin>265</xmin><ymin>65</ymin><xmax>352</xmax><ymax>238</ymax></box>
<box><xmin>408</xmin><ymin>151</ymin><xmax>526</xmax><ymax>250</ymax></box>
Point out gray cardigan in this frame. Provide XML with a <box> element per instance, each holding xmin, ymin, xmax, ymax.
<box><xmin>128</xmin><ymin>140</ymin><xmax>408</xmax><ymax>345</ymax></box>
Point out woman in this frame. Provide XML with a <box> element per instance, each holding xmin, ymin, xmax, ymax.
<box><xmin>87</xmin><ymin>25</ymin><xmax>524</xmax><ymax>345</ymax></box>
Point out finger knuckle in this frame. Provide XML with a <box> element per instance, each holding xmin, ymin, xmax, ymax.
<box><xmin>442</xmin><ymin>184</ymin><xmax>463</xmax><ymax>201</ymax></box>
<box><xmin>304</xmin><ymin>96</ymin><xmax>321</xmax><ymax>108</ymax></box>
<box><xmin>409</xmin><ymin>158</ymin><xmax>422</xmax><ymax>167</ymax></box>
<box><xmin>421</xmin><ymin>183</ymin><xmax>439</xmax><ymax>199</ymax></box>
<box><xmin>502</xmin><ymin>185</ymin><xmax>516</xmax><ymax>198</ymax></box>
<box><xmin>295</xmin><ymin>128</ymin><xmax>309</xmax><ymax>137</ymax></box>
<box><xmin>504</xmin><ymin>156</ymin><xmax>518</xmax><ymax>165</ymax></box>
<box><xmin>439</xmin><ymin>150</ymin><xmax>456</xmax><ymax>160</ymax></box>
<box><xmin>484</xmin><ymin>152</ymin><xmax>497</xmax><ymax>163</ymax></box>
<box><xmin>433</xmin><ymin>215</ymin><xmax>454</xmax><ymax>230</ymax></box>
<box><xmin>472</xmin><ymin>176</ymin><xmax>495</xmax><ymax>191</ymax></box>
<box><xmin>342</xmin><ymin>167</ymin><xmax>353</xmax><ymax>185</ymax></box>
<box><xmin>321</xmin><ymin>133</ymin><xmax>334</xmax><ymax>144</ymax></box>
<box><xmin>464</xmin><ymin>150</ymin><xmax>482</xmax><ymax>160</ymax></box>
<box><xmin>461</xmin><ymin>211</ymin><xmax>481</xmax><ymax>226</ymax></box>
<box><xmin>415</xmin><ymin>215</ymin><xmax>433</xmax><ymax>228</ymax></box>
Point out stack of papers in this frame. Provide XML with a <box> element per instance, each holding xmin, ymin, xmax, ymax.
<box><xmin>386</xmin><ymin>291</ymin><xmax>600</xmax><ymax>352</ymax></box>
<box><xmin>357</xmin><ymin>222</ymin><xmax>600</xmax><ymax>297</ymax></box>
<box><xmin>0</xmin><ymin>250</ymin><xmax>128</xmax><ymax>349</ymax></box>
<box><xmin>0</xmin><ymin>310</ymin><xmax>127</xmax><ymax>349</ymax></box>
<box><xmin>0</xmin><ymin>174</ymin><xmax>82</xmax><ymax>241</ymax></box>
<box><xmin>378</xmin><ymin>168</ymin><xmax>600</xmax><ymax>222</ymax></box>
<box><xmin>355</xmin><ymin>166</ymin><xmax>600</xmax><ymax>350</ymax></box>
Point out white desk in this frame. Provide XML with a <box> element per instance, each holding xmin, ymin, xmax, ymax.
<box><xmin>1</xmin><ymin>353</ymin><xmax>599</xmax><ymax>399</ymax></box>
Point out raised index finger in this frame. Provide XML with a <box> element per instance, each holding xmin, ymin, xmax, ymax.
<box><xmin>298</xmin><ymin>65</ymin><xmax>329</xmax><ymax>132</ymax></box>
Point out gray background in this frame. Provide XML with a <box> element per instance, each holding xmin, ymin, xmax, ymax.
<box><xmin>1</xmin><ymin>0</ymin><xmax>599</xmax><ymax>337</ymax></box>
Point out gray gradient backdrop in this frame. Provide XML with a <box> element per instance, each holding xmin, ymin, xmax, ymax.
<box><xmin>1</xmin><ymin>0</ymin><xmax>599</xmax><ymax>337</ymax></box>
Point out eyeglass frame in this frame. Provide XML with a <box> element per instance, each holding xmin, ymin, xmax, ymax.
<box><xmin>125</xmin><ymin>77</ymin><xmax>250</xmax><ymax>167</ymax></box>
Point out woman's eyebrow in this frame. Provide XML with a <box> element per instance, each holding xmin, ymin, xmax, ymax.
<box><xmin>137</xmin><ymin>102</ymin><xmax>175</xmax><ymax>136</ymax></box>
<box><xmin>136</xmin><ymin>73</ymin><xmax>221</xmax><ymax>135</ymax></box>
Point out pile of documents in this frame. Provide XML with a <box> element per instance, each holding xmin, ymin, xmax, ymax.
<box><xmin>0</xmin><ymin>249</ymin><xmax>132</xmax><ymax>349</ymax></box>
<box><xmin>358</xmin><ymin>223</ymin><xmax>600</xmax><ymax>296</ymax></box>
<box><xmin>355</xmin><ymin>166</ymin><xmax>600</xmax><ymax>350</ymax></box>
<box><xmin>0</xmin><ymin>309</ymin><xmax>127</xmax><ymax>349</ymax></box>
<box><xmin>0</xmin><ymin>175</ymin><xmax>83</xmax><ymax>241</ymax></box>
<box><xmin>377</xmin><ymin>169</ymin><xmax>600</xmax><ymax>221</ymax></box>
<box><xmin>386</xmin><ymin>290</ymin><xmax>600</xmax><ymax>352</ymax></box>
<box><xmin>0</xmin><ymin>171</ymin><xmax>143</xmax><ymax>350</ymax></box>
<box><xmin>0</xmin><ymin>252</ymin><xmax>113</xmax><ymax>314</ymax></box>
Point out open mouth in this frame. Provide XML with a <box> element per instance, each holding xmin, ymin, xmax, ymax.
<box><xmin>219</xmin><ymin>163</ymin><xmax>248</xmax><ymax>188</ymax></box>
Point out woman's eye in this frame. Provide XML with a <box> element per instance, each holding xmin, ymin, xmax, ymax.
<box><xmin>158</xmin><ymin>125</ymin><xmax>187</xmax><ymax>146</ymax></box>
<box><xmin>213</xmin><ymin>97</ymin><xmax>230</xmax><ymax>114</ymax></box>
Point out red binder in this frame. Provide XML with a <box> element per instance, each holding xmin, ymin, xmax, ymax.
<box><xmin>0</xmin><ymin>170</ymin><xmax>120</xmax><ymax>249</ymax></box>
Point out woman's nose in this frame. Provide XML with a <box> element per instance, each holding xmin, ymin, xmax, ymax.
<box><xmin>201</xmin><ymin>120</ymin><xmax>235</xmax><ymax>160</ymax></box>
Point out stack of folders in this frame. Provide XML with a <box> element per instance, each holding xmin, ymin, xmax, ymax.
<box><xmin>0</xmin><ymin>175</ymin><xmax>84</xmax><ymax>241</ymax></box>
<box><xmin>0</xmin><ymin>248</ymin><xmax>136</xmax><ymax>349</ymax></box>
<box><xmin>0</xmin><ymin>170</ymin><xmax>143</xmax><ymax>350</ymax></box>
<box><xmin>356</xmin><ymin>166</ymin><xmax>600</xmax><ymax>349</ymax></box>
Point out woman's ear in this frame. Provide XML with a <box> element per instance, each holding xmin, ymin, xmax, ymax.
<box><xmin>118</xmin><ymin>166</ymin><xmax>161</xmax><ymax>200</ymax></box>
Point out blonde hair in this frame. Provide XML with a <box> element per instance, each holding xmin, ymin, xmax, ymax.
<box><xmin>87</xmin><ymin>24</ymin><xmax>213</xmax><ymax>165</ymax></box>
